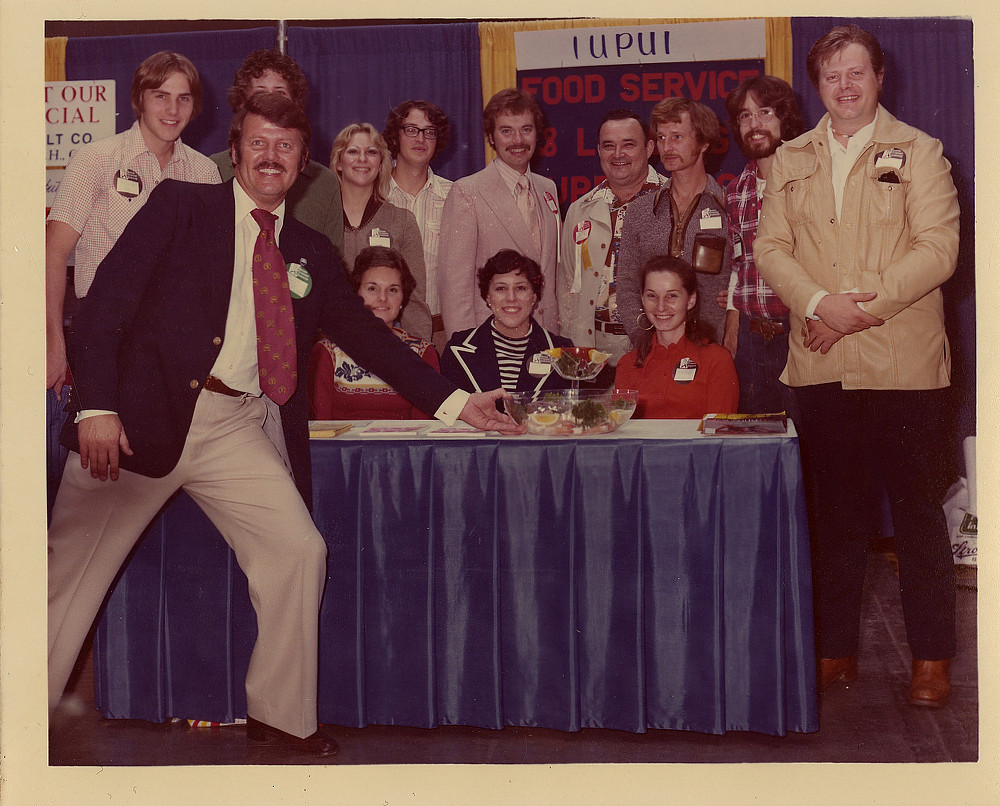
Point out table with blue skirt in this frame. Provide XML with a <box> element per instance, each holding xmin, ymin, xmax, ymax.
<box><xmin>93</xmin><ymin>419</ymin><xmax>818</xmax><ymax>736</ymax></box>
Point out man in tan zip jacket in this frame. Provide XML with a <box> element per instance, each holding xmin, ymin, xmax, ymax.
<box><xmin>755</xmin><ymin>24</ymin><xmax>960</xmax><ymax>708</ymax></box>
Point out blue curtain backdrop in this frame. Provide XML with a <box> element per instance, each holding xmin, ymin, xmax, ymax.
<box><xmin>65</xmin><ymin>28</ymin><xmax>278</xmax><ymax>154</ymax></box>
<box><xmin>61</xmin><ymin>18</ymin><xmax>974</xmax><ymax>448</ymax></box>
<box><xmin>287</xmin><ymin>24</ymin><xmax>484</xmax><ymax>182</ymax></box>
<box><xmin>790</xmin><ymin>17</ymin><xmax>975</xmax><ymax>450</ymax></box>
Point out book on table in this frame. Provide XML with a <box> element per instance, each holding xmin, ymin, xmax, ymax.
<box><xmin>701</xmin><ymin>412</ymin><xmax>788</xmax><ymax>436</ymax></box>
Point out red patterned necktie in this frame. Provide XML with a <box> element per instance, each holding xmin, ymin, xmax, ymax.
<box><xmin>250</xmin><ymin>208</ymin><xmax>297</xmax><ymax>404</ymax></box>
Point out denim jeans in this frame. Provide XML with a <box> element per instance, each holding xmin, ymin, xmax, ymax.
<box><xmin>733</xmin><ymin>313</ymin><xmax>799</xmax><ymax>423</ymax></box>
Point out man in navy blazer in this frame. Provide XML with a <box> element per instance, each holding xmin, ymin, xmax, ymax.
<box><xmin>48</xmin><ymin>93</ymin><xmax>517</xmax><ymax>758</ymax></box>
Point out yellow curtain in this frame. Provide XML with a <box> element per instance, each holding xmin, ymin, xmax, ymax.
<box><xmin>45</xmin><ymin>37</ymin><xmax>67</xmax><ymax>82</ymax></box>
<box><xmin>477</xmin><ymin>17</ymin><xmax>792</xmax><ymax>161</ymax></box>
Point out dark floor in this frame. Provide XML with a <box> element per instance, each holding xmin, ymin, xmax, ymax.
<box><xmin>49</xmin><ymin>548</ymin><xmax>978</xmax><ymax>766</ymax></box>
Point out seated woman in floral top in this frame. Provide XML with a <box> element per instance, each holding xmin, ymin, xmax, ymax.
<box><xmin>308</xmin><ymin>246</ymin><xmax>439</xmax><ymax>420</ymax></box>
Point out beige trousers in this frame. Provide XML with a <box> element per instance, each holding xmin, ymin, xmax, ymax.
<box><xmin>48</xmin><ymin>389</ymin><xmax>327</xmax><ymax>738</ymax></box>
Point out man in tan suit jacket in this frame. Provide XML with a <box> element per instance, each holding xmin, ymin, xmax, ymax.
<box><xmin>438</xmin><ymin>88</ymin><xmax>561</xmax><ymax>340</ymax></box>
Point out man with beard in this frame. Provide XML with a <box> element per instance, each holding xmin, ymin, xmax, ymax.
<box><xmin>47</xmin><ymin>92</ymin><xmax>521</xmax><ymax>758</ymax></box>
<box><xmin>557</xmin><ymin>109</ymin><xmax>661</xmax><ymax>365</ymax></box>
<box><xmin>438</xmin><ymin>88</ymin><xmax>561</xmax><ymax>339</ymax></box>
<box><xmin>720</xmin><ymin>76</ymin><xmax>803</xmax><ymax>415</ymax></box>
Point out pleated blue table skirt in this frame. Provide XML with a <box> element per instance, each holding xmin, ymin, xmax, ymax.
<box><xmin>94</xmin><ymin>433</ymin><xmax>818</xmax><ymax>736</ymax></box>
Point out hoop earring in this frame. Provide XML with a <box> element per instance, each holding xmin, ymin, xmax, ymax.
<box><xmin>637</xmin><ymin>312</ymin><xmax>655</xmax><ymax>332</ymax></box>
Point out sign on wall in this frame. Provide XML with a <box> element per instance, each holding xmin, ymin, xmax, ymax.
<box><xmin>46</xmin><ymin>80</ymin><xmax>116</xmax><ymax>207</ymax></box>
<box><xmin>515</xmin><ymin>20</ymin><xmax>766</xmax><ymax>211</ymax></box>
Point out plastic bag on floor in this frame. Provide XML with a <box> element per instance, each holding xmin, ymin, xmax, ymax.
<box><xmin>943</xmin><ymin>477</ymin><xmax>977</xmax><ymax>566</ymax></box>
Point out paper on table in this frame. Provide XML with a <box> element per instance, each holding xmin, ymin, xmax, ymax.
<box><xmin>308</xmin><ymin>420</ymin><xmax>353</xmax><ymax>438</ymax></box>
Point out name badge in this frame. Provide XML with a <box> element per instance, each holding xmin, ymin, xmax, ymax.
<box><xmin>286</xmin><ymin>260</ymin><xmax>312</xmax><ymax>299</ymax></box>
<box><xmin>369</xmin><ymin>228</ymin><xmax>391</xmax><ymax>247</ymax></box>
<box><xmin>114</xmin><ymin>169</ymin><xmax>142</xmax><ymax>198</ymax></box>
<box><xmin>674</xmin><ymin>357</ymin><xmax>698</xmax><ymax>384</ymax></box>
<box><xmin>528</xmin><ymin>352</ymin><xmax>552</xmax><ymax>377</ymax></box>
<box><xmin>732</xmin><ymin>233</ymin><xmax>743</xmax><ymax>260</ymax></box>
<box><xmin>544</xmin><ymin>192</ymin><xmax>559</xmax><ymax>214</ymax></box>
<box><xmin>874</xmin><ymin>148</ymin><xmax>905</xmax><ymax>171</ymax></box>
<box><xmin>573</xmin><ymin>220</ymin><xmax>591</xmax><ymax>244</ymax></box>
<box><xmin>699</xmin><ymin>210</ymin><xmax>723</xmax><ymax>230</ymax></box>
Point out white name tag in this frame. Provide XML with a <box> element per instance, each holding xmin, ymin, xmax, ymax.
<box><xmin>732</xmin><ymin>234</ymin><xmax>743</xmax><ymax>260</ymax></box>
<box><xmin>874</xmin><ymin>147</ymin><xmax>905</xmax><ymax>171</ymax></box>
<box><xmin>369</xmin><ymin>228</ymin><xmax>391</xmax><ymax>247</ymax></box>
<box><xmin>700</xmin><ymin>210</ymin><xmax>723</xmax><ymax>230</ymax></box>
<box><xmin>674</xmin><ymin>357</ymin><xmax>698</xmax><ymax>383</ymax></box>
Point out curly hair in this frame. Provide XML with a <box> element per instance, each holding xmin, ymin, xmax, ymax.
<box><xmin>131</xmin><ymin>51</ymin><xmax>202</xmax><ymax>121</ymax></box>
<box><xmin>382</xmin><ymin>100</ymin><xmax>451</xmax><ymax>161</ymax></box>
<box><xmin>631</xmin><ymin>255</ymin><xmax>713</xmax><ymax>368</ymax></box>
<box><xmin>329</xmin><ymin>123</ymin><xmax>394</xmax><ymax>201</ymax></box>
<box><xmin>477</xmin><ymin>249</ymin><xmax>544</xmax><ymax>302</ymax></box>
<box><xmin>227</xmin><ymin>49</ymin><xmax>309</xmax><ymax>111</ymax></box>
<box><xmin>725</xmin><ymin>75</ymin><xmax>804</xmax><ymax>150</ymax></box>
<box><xmin>349</xmin><ymin>246</ymin><xmax>417</xmax><ymax>313</ymax></box>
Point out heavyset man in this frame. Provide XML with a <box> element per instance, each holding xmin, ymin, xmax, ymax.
<box><xmin>616</xmin><ymin>97</ymin><xmax>733</xmax><ymax>346</ymax></box>
<box><xmin>721</xmin><ymin>75</ymin><xmax>804</xmax><ymax>416</ymax></box>
<box><xmin>384</xmin><ymin>99</ymin><xmax>454</xmax><ymax>353</ymax></box>
<box><xmin>558</xmin><ymin>109</ymin><xmax>662</xmax><ymax>365</ymax></box>
<box><xmin>47</xmin><ymin>93</ymin><xmax>519</xmax><ymax>758</ymax></box>
<box><xmin>438</xmin><ymin>88</ymin><xmax>561</xmax><ymax>340</ymax></box>
<box><xmin>755</xmin><ymin>25</ymin><xmax>960</xmax><ymax>707</ymax></box>
<box><xmin>210</xmin><ymin>49</ymin><xmax>344</xmax><ymax>253</ymax></box>
<box><xmin>45</xmin><ymin>51</ymin><xmax>221</xmax><ymax>511</ymax></box>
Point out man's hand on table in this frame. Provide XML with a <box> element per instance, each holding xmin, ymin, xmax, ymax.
<box><xmin>460</xmin><ymin>388</ymin><xmax>526</xmax><ymax>435</ymax></box>
<box><xmin>79</xmin><ymin>413</ymin><xmax>133</xmax><ymax>481</ymax></box>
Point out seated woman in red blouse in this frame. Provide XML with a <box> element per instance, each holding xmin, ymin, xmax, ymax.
<box><xmin>616</xmin><ymin>255</ymin><xmax>739</xmax><ymax>418</ymax></box>
<box><xmin>308</xmin><ymin>246</ymin><xmax>439</xmax><ymax>420</ymax></box>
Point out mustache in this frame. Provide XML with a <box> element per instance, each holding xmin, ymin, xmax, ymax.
<box><xmin>253</xmin><ymin>160</ymin><xmax>286</xmax><ymax>172</ymax></box>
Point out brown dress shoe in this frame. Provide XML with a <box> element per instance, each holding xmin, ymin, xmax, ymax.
<box><xmin>818</xmin><ymin>655</ymin><xmax>858</xmax><ymax>692</ymax></box>
<box><xmin>908</xmin><ymin>659</ymin><xmax>951</xmax><ymax>708</ymax></box>
<box><xmin>246</xmin><ymin>716</ymin><xmax>340</xmax><ymax>757</ymax></box>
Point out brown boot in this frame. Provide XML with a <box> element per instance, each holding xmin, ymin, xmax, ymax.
<box><xmin>908</xmin><ymin>659</ymin><xmax>951</xmax><ymax>708</ymax></box>
<box><xmin>818</xmin><ymin>655</ymin><xmax>858</xmax><ymax>692</ymax></box>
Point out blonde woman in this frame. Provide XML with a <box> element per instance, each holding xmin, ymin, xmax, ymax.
<box><xmin>330</xmin><ymin>123</ymin><xmax>431</xmax><ymax>339</ymax></box>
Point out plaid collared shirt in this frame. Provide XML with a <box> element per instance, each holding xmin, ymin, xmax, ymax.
<box><xmin>726</xmin><ymin>161</ymin><xmax>789</xmax><ymax>320</ymax></box>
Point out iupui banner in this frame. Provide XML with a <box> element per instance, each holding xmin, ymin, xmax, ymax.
<box><xmin>515</xmin><ymin>20</ymin><xmax>766</xmax><ymax>212</ymax></box>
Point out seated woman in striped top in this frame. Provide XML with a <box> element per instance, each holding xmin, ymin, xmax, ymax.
<box><xmin>441</xmin><ymin>249</ymin><xmax>572</xmax><ymax>401</ymax></box>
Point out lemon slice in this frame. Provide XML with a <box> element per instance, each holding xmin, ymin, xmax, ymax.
<box><xmin>609</xmin><ymin>409</ymin><xmax>631</xmax><ymax>427</ymax></box>
<box><xmin>529</xmin><ymin>411</ymin><xmax>561</xmax><ymax>427</ymax></box>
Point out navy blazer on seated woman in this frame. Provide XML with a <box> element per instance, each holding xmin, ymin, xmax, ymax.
<box><xmin>441</xmin><ymin>315</ymin><xmax>572</xmax><ymax>397</ymax></box>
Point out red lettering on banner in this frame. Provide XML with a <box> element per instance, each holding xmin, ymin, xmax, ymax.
<box><xmin>685</xmin><ymin>72</ymin><xmax>707</xmax><ymax>99</ymax></box>
<box><xmin>527</xmin><ymin>74</ymin><xmax>606</xmax><ymax>105</ymax></box>
<box><xmin>559</xmin><ymin>175</ymin><xmax>608</xmax><ymax>205</ymax></box>
<box><xmin>521</xmin><ymin>76</ymin><xmax>542</xmax><ymax>96</ymax></box>
<box><xmin>663</xmin><ymin>73</ymin><xmax>685</xmax><ymax>98</ymax></box>
<box><xmin>576</xmin><ymin>128</ymin><xmax>595</xmax><ymax>157</ymax></box>
<box><xmin>620</xmin><ymin>73</ymin><xmax>640</xmax><ymax>102</ymax></box>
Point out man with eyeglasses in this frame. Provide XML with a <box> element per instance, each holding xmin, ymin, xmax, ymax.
<box><xmin>557</xmin><ymin>109</ymin><xmax>662</xmax><ymax>365</ymax></box>
<box><xmin>718</xmin><ymin>75</ymin><xmax>804</xmax><ymax>417</ymax></box>
<box><xmin>383</xmin><ymin>100</ymin><xmax>454</xmax><ymax>353</ymax></box>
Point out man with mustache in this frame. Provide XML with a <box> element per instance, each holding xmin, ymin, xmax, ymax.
<box><xmin>47</xmin><ymin>92</ymin><xmax>521</xmax><ymax>759</ymax></box>
<box><xmin>557</xmin><ymin>109</ymin><xmax>662</xmax><ymax>365</ymax></box>
<box><xmin>438</xmin><ymin>88</ymin><xmax>561</xmax><ymax>340</ymax></box>
<box><xmin>719</xmin><ymin>75</ymin><xmax>804</xmax><ymax>416</ymax></box>
<box><xmin>210</xmin><ymin>48</ymin><xmax>344</xmax><ymax>254</ymax></box>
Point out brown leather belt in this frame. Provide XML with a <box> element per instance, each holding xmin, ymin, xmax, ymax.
<box><xmin>204</xmin><ymin>375</ymin><xmax>248</xmax><ymax>397</ymax></box>
<box><xmin>748</xmin><ymin>317</ymin><xmax>788</xmax><ymax>341</ymax></box>
<box><xmin>595</xmin><ymin>319</ymin><xmax>627</xmax><ymax>336</ymax></box>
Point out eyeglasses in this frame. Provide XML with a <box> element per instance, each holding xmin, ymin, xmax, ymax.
<box><xmin>736</xmin><ymin>107</ymin><xmax>777</xmax><ymax>126</ymax></box>
<box><xmin>401</xmin><ymin>125</ymin><xmax>438</xmax><ymax>140</ymax></box>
